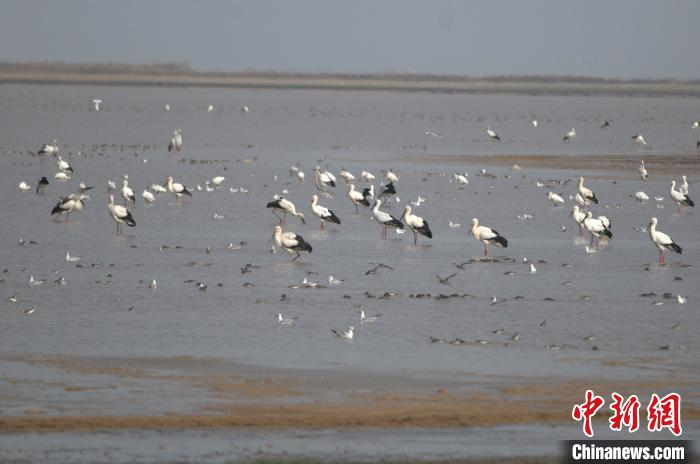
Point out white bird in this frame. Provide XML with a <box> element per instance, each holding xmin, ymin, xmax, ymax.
<box><xmin>563</xmin><ymin>128</ymin><xmax>576</xmax><ymax>141</ymax></box>
<box><xmin>241</xmin><ymin>105</ymin><xmax>250</xmax><ymax>113</ymax></box>
<box><xmin>574</xmin><ymin>192</ymin><xmax>589</xmax><ymax>207</ymax></box>
<box><xmin>692</xmin><ymin>121</ymin><xmax>699</xmax><ymax>130</ymax></box>
<box><xmin>361</xmin><ymin>170</ymin><xmax>376</xmax><ymax>182</ymax></box>
<box><xmin>37</xmin><ymin>140</ymin><xmax>59</xmax><ymax>157</ymax></box>
<box><xmin>151</xmin><ymin>183</ymin><xmax>167</xmax><ymax>194</ymax></box>
<box><xmin>65</xmin><ymin>252</ymin><xmax>80</xmax><ymax>262</ymax></box>
<box><xmin>385</xmin><ymin>170</ymin><xmax>399</xmax><ymax>183</ymax></box>
<box><xmin>371</xmin><ymin>199</ymin><xmax>404</xmax><ymax>240</ymax></box>
<box><xmin>532</xmin><ymin>118</ymin><xmax>538</xmax><ymax>128</ymax></box>
<box><xmin>267</xmin><ymin>195</ymin><xmax>305</xmax><ymax>225</ymax></box>
<box><xmin>54</xmin><ymin>172</ymin><xmax>70</xmax><ymax>181</ymax></box>
<box><xmin>448</xmin><ymin>221</ymin><xmax>461</xmax><ymax>228</ymax></box>
<box><xmin>121</xmin><ymin>176</ymin><xmax>135</xmax><ymax>205</ymax></box>
<box><xmin>486</xmin><ymin>126</ymin><xmax>500</xmax><ymax>141</ymax></box>
<box><xmin>670</xmin><ymin>180</ymin><xmax>694</xmax><ymax>212</ymax></box>
<box><xmin>680</xmin><ymin>175</ymin><xmax>690</xmax><ymax>196</ymax></box>
<box><xmin>347</xmin><ymin>184</ymin><xmax>370</xmax><ymax>214</ymax></box>
<box><xmin>168</xmin><ymin>129</ymin><xmax>183</xmax><ymax>153</ymax></box>
<box><xmin>677</xmin><ymin>295</ymin><xmax>687</xmax><ymax>304</ymax></box>
<box><xmin>583</xmin><ymin>211</ymin><xmax>612</xmax><ymax>249</ymax></box>
<box><xmin>107</xmin><ymin>179</ymin><xmax>117</xmax><ymax>192</ymax></box>
<box><xmin>56</xmin><ymin>156</ymin><xmax>74</xmax><ymax>173</ymax></box>
<box><xmin>411</xmin><ymin>195</ymin><xmax>426</xmax><ymax>206</ymax></box>
<box><xmin>211</xmin><ymin>176</ymin><xmax>225</xmax><ymax>186</ymax></box>
<box><xmin>149</xmin><ymin>279</ymin><xmax>157</xmax><ymax>289</ymax></box>
<box><xmin>471</xmin><ymin>218</ymin><xmax>508</xmax><ymax>257</ymax></box>
<box><xmin>454</xmin><ymin>173</ymin><xmax>469</xmax><ymax>186</ymax></box>
<box><xmin>401</xmin><ymin>205</ymin><xmax>433</xmax><ymax>245</ymax></box>
<box><xmin>18</xmin><ymin>181</ymin><xmax>31</xmax><ymax>192</ymax></box>
<box><xmin>632</xmin><ymin>134</ymin><xmax>647</xmax><ymax>146</ymax></box>
<box><xmin>142</xmin><ymin>189</ymin><xmax>156</xmax><ymax>204</ymax></box>
<box><xmin>29</xmin><ymin>275</ymin><xmax>43</xmax><ymax>286</ymax></box>
<box><xmin>635</xmin><ymin>191</ymin><xmax>650</xmax><ymax>202</ymax></box>
<box><xmin>639</xmin><ymin>160</ymin><xmax>648</xmax><ymax>181</ymax></box>
<box><xmin>289</xmin><ymin>165</ymin><xmax>305</xmax><ymax>183</ymax></box>
<box><xmin>547</xmin><ymin>191</ymin><xmax>565</xmax><ymax>206</ymax></box>
<box><xmin>165</xmin><ymin>176</ymin><xmax>193</xmax><ymax>202</ymax></box>
<box><xmin>339</xmin><ymin>169</ymin><xmax>355</xmax><ymax>184</ymax></box>
<box><xmin>92</xmin><ymin>99</ymin><xmax>102</xmax><ymax>111</ymax></box>
<box><xmin>51</xmin><ymin>193</ymin><xmax>88</xmax><ymax>222</ymax></box>
<box><xmin>164</xmin><ymin>104</ymin><xmax>170</xmax><ymax>111</ymax></box>
<box><xmin>310</xmin><ymin>194</ymin><xmax>341</xmax><ymax>231</ymax></box>
<box><xmin>314</xmin><ymin>166</ymin><xmax>336</xmax><ymax>192</ymax></box>
<box><xmin>301</xmin><ymin>277</ymin><xmax>320</xmax><ymax>288</ymax></box>
<box><xmin>107</xmin><ymin>195</ymin><xmax>136</xmax><ymax>236</ymax></box>
<box><xmin>648</xmin><ymin>217</ymin><xmax>682</xmax><ymax>265</ymax></box>
<box><xmin>22</xmin><ymin>308</ymin><xmax>35</xmax><ymax>315</ymax></box>
<box><xmin>359</xmin><ymin>310</ymin><xmax>381</xmax><ymax>323</ymax></box>
<box><xmin>271</xmin><ymin>225</ymin><xmax>312</xmax><ymax>261</ymax></box>
<box><xmin>331</xmin><ymin>326</ymin><xmax>354</xmax><ymax>339</ymax></box>
<box><xmin>207</xmin><ymin>104</ymin><xmax>214</xmax><ymax>112</ymax></box>
<box><xmin>597</xmin><ymin>215</ymin><xmax>611</xmax><ymax>230</ymax></box>
<box><xmin>328</xmin><ymin>276</ymin><xmax>344</xmax><ymax>284</ymax></box>
<box><xmin>578</xmin><ymin>177</ymin><xmax>599</xmax><ymax>205</ymax></box>
<box><xmin>277</xmin><ymin>313</ymin><xmax>298</xmax><ymax>325</ymax></box>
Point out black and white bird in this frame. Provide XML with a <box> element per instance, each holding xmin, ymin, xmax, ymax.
<box><xmin>486</xmin><ymin>126</ymin><xmax>500</xmax><ymax>141</ymax></box>
<box><xmin>310</xmin><ymin>194</ymin><xmax>341</xmax><ymax>230</ymax></box>
<box><xmin>51</xmin><ymin>193</ymin><xmax>88</xmax><ymax>222</ymax></box>
<box><xmin>571</xmin><ymin>205</ymin><xmax>586</xmax><ymax>236</ymax></box>
<box><xmin>578</xmin><ymin>176</ymin><xmax>599</xmax><ymax>205</ymax></box>
<box><xmin>632</xmin><ymin>134</ymin><xmax>647</xmax><ymax>146</ymax></box>
<box><xmin>639</xmin><ymin>160</ymin><xmax>648</xmax><ymax>181</ymax></box>
<box><xmin>165</xmin><ymin>176</ymin><xmax>192</xmax><ymax>202</ymax></box>
<box><xmin>347</xmin><ymin>184</ymin><xmax>370</xmax><ymax>214</ymax></box>
<box><xmin>121</xmin><ymin>175</ymin><xmax>135</xmax><ymax>206</ymax></box>
<box><xmin>470</xmin><ymin>218</ymin><xmax>508</xmax><ymax>257</ymax></box>
<box><xmin>379</xmin><ymin>182</ymin><xmax>397</xmax><ymax>205</ymax></box>
<box><xmin>314</xmin><ymin>166</ymin><xmax>336</xmax><ymax>192</ymax></box>
<box><xmin>670</xmin><ymin>180</ymin><xmax>694</xmax><ymax>212</ymax></box>
<box><xmin>359</xmin><ymin>310</ymin><xmax>380</xmax><ymax>323</ymax></box>
<box><xmin>36</xmin><ymin>176</ymin><xmax>49</xmax><ymax>194</ymax></box>
<box><xmin>648</xmin><ymin>217</ymin><xmax>682</xmax><ymax>265</ymax></box>
<box><xmin>56</xmin><ymin>155</ymin><xmax>73</xmax><ymax>173</ymax></box>
<box><xmin>107</xmin><ymin>195</ymin><xmax>135</xmax><ymax>236</ymax></box>
<box><xmin>371</xmin><ymin>199</ymin><xmax>404</xmax><ymax>240</ymax></box>
<box><xmin>583</xmin><ymin>211</ymin><xmax>612</xmax><ymax>249</ymax></box>
<box><xmin>168</xmin><ymin>129</ymin><xmax>183</xmax><ymax>153</ymax></box>
<box><xmin>563</xmin><ymin>128</ymin><xmax>576</xmax><ymax>142</ymax></box>
<box><xmin>267</xmin><ymin>195</ymin><xmax>305</xmax><ymax>225</ymax></box>
<box><xmin>454</xmin><ymin>173</ymin><xmax>469</xmax><ymax>186</ymax></box>
<box><xmin>277</xmin><ymin>313</ymin><xmax>298</xmax><ymax>325</ymax></box>
<box><xmin>600</xmin><ymin>120</ymin><xmax>610</xmax><ymax>129</ymax></box>
<box><xmin>401</xmin><ymin>205</ymin><xmax>432</xmax><ymax>245</ymax></box>
<box><xmin>331</xmin><ymin>326</ymin><xmax>354</xmax><ymax>340</ymax></box>
<box><xmin>272</xmin><ymin>225</ymin><xmax>312</xmax><ymax>261</ymax></box>
<box><xmin>38</xmin><ymin>140</ymin><xmax>59</xmax><ymax>158</ymax></box>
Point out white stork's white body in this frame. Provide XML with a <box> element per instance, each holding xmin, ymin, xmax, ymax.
<box><xmin>142</xmin><ymin>189</ymin><xmax>156</xmax><ymax>204</ymax></box>
<box><xmin>311</xmin><ymin>194</ymin><xmax>341</xmax><ymax>230</ymax></box>
<box><xmin>563</xmin><ymin>128</ymin><xmax>576</xmax><ymax>141</ymax></box>
<box><xmin>639</xmin><ymin>160</ymin><xmax>648</xmax><ymax>181</ymax></box>
<box><xmin>347</xmin><ymin>184</ymin><xmax>369</xmax><ymax>214</ymax></box>
<box><xmin>272</xmin><ymin>225</ymin><xmax>312</xmax><ymax>260</ymax></box>
<box><xmin>372</xmin><ymin>199</ymin><xmax>404</xmax><ymax>240</ymax></box>
<box><xmin>314</xmin><ymin>166</ymin><xmax>336</xmax><ymax>192</ymax></box>
<box><xmin>680</xmin><ymin>175</ymin><xmax>689</xmax><ymax>196</ymax></box>
<box><xmin>401</xmin><ymin>205</ymin><xmax>432</xmax><ymax>245</ymax></box>
<box><xmin>107</xmin><ymin>195</ymin><xmax>135</xmax><ymax>236</ymax></box>
<box><xmin>571</xmin><ymin>205</ymin><xmax>586</xmax><ymax>236</ymax></box>
<box><xmin>339</xmin><ymin>169</ymin><xmax>355</xmax><ymax>184</ymax></box>
<box><xmin>121</xmin><ymin>177</ymin><xmax>135</xmax><ymax>205</ymax></box>
<box><xmin>578</xmin><ymin>177</ymin><xmax>598</xmax><ymax>206</ymax></box>
<box><xmin>648</xmin><ymin>217</ymin><xmax>682</xmax><ymax>264</ymax></box>
<box><xmin>670</xmin><ymin>180</ymin><xmax>694</xmax><ymax>212</ymax></box>
<box><xmin>57</xmin><ymin>156</ymin><xmax>73</xmax><ymax>173</ymax></box>
<box><xmin>486</xmin><ymin>126</ymin><xmax>500</xmax><ymax>141</ymax></box>
<box><xmin>470</xmin><ymin>218</ymin><xmax>508</xmax><ymax>257</ymax></box>
<box><xmin>583</xmin><ymin>211</ymin><xmax>612</xmax><ymax>249</ymax></box>
<box><xmin>166</xmin><ymin>176</ymin><xmax>192</xmax><ymax>202</ymax></box>
<box><xmin>547</xmin><ymin>191</ymin><xmax>565</xmax><ymax>206</ymax></box>
<box><xmin>267</xmin><ymin>196</ymin><xmax>305</xmax><ymax>224</ymax></box>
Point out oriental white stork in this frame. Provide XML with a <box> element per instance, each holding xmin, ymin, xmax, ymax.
<box><xmin>632</xmin><ymin>134</ymin><xmax>647</xmax><ymax>146</ymax></box>
<box><xmin>311</xmin><ymin>194</ymin><xmax>341</xmax><ymax>230</ymax></box>
<box><xmin>401</xmin><ymin>205</ymin><xmax>433</xmax><ymax>245</ymax></box>
<box><xmin>107</xmin><ymin>195</ymin><xmax>135</xmax><ymax>236</ymax></box>
<box><xmin>680</xmin><ymin>175</ymin><xmax>690</xmax><ymax>196</ymax></box>
<box><xmin>57</xmin><ymin>156</ymin><xmax>73</xmax><ymax>173</ymax></box>
<box><xmin>272</xmin><ymin>225</ymin><xmax>312</xmax><ymax>261</ymax></box>
<box><xmin>547</xmin><ymin>191</ymin><xmax>565</xmax><ymax>206</ymax></box>
<box><xmin>314</xmin><ymin>166</ymin><xmax>336</xmax><ymax>192</ymax></box>
<box><xmin>371</xmin><ymin>199</ymin><xmax>404</xmax><ymax>240</ymax></box>
<box><xmin>347</xmin><ymin>184</ymin><xmax>369</xmax><ymax>214</ymax></box>
<box><xmin>578</xmin><ymin>177</ymin><xmax>599</xmax><ymax>206</ymax></box>
<box><xmin>470</xmin><ymin>218</ymin><xmax>508</xmax><ymax>256</ymax></box>
<box><xmin>339</xmin><ymin>169</ymin><xmax>355</xmax><ymax>184</ymax></box>
<box><xmin>38</xmin><ymin>140</ymin><xmax>59</xmax><ymax>158</ymax></box>
<box><xmin>670</xmin><ymin>180</ymin><xmax>694</xmax><ymax>212</ymax></box>
<box><xmin>571</xmin><ymin>205</ymin><xmax>586</xmax><ymax>236</ymax></box>
<box><xmin>639</xmin><ymin>160</ymin><xmax>648</xmax><ymax>181</ymax></box>
<box><xmin>121</xmin><ymin>176</ymin><xmax>135</xmax><ymax>205</ymax></box>
<box><xmin>267</xmin><ymin>195</ymin><xmax>305</xmax><ymax>224</ymax></box>
<box><xmin>168</xmin><ymin>129</ymin><xmax>183</xmax><ymax>153</ymax></box>
<box><xmin>648</xmin><ymin>217</ymin><xmax>682</xmax><ymax>264</ymax></box>
<box><xmin>563</xmin><ymin>128</ymin><xmax>576</xmax><ymax>142</ymax></box>
<box><xmin>165</xmin><ymin>176</ymin><xmax>192</xmax><ymax>202</ymax></box>
<box><xmin>583</xmin><ymin>211</ymin><xmax>612</xmax><ymax>249</ymax></box>
<box><xmin>51</xmin><ymin>193</ymin><xmax>88</xmax><ymax>222</ymax></box>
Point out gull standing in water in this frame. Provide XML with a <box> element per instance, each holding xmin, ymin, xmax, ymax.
<box><xmin>371</xmin><ymin>199</ymin><xmax>404</xmax><ymax>240</ymax></box>
<box><xmin>267</xmin><ymin>195</ymin><xmax>305</xmax><ymax>225</ymax></box>
<box><xmin>632</xmin><ymin>134</ymin><xmax>647</xmax><ymax>146</ymax></box>
<box><xmin>107</xmin><ymin>195</ymin><xmax>135</xmax><ymax>236</ymax></box>
<box><xmin>401</xmin><ymin>205</ymin><xmax>433</xmax><ymax>245</ymax></box>
<box><xmin>470</xmin><ymin>218</ymin><xmax>508</xmax><ymax>256</ymax></box>
<box><xmin>486</xmin><ymin>126</ymin><xmax>500</xmax><ymax>141</ymax></box>
<box><xmin>347</xmin><ymin>184</ymin><xmax>369</xmax><ymax>214</ymax></box>
<box><xmin>271</xmin><ymin>225</ymin><xmax>312</xmax><ymax>261</ymax></box>
<box><xmin>310</xmin><ymin>194</ymin><xmax>341</xmax><ymax>230</ymax></box>
<box><xmin>648</xmin><ymin>217</ymin><xmax>682</xmax><ymax>264</ymax></box>
<box><xmin>563</xmin><ymin>128</ymin><xmax>576</xmax><ymax>141</ymax></box>
<box><xmin>331</xmin><ymin>326</ymin><xmax>354</xmax><ymax>339</ymax></box>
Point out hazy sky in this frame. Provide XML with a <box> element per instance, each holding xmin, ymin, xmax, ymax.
<box><xmin>2</xmin><ymin>0</ymin><xmax>699</xmax><ymax>78</ymax></box>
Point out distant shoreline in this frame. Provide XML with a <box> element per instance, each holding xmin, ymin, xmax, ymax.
<box><xmin>1</xmin><ymin>63</ymin><xmax>700</xmax><ymax>96</ymax></box>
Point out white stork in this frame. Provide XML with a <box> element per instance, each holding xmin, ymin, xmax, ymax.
<box><xmin>371</xmin><ymin>199</ymin><xmax>404</xmax><ymax>240</ymax></box>
<box><xmin>578</xmin><ymin>177</ymin><xmax>599</xmax><ymax>206</ymax></box>
<box><xmin>401</xmin><ymin>205</ymin><xmax>433</xmax><ymax>245</ymax></box>
<box><xmin>314</xmin><ymin>166</ymin><xmax>336</xmax><ymax>192</ymax></box>
<box><xmin>648</xmin><ymin>217</ymin><xmax>682</xmax><ymax>265</ymax></box>
<box><xmin>670</xmin><ymin>180</ymin><xmax>694</xmax><ymax>212</ymax></box>
<box><xmin>680</xmin><ymin>175</ymin><xmax>690</xmax><ymax>196</ymax></box>
<box><xmin>267</xmin><ymin>195</ymin><xmax>305</xmax><ymax>224</ymax></box>
<box><xmin>311</xmin><ymin>194</ymin><xmax>341</xmax><ymax>230</ymax></box>
<box><xmin>571</xmin><ymin>205</ymin><xmax>586</xmax><ymax>236</ymax></box>
<box><xmin>583</xmin><ymin>211</ymin><xmax>612</xmax><ymax>249</ymax></box>
<box><xmin>639</xmin><ymin>160</ymin><xmax>648</xmax><ymax>181</ymax></box>
<box><xmin>51</xmin><ymin>193</ymin><xmax>88</xmax><ymax>222</ymax></box>
<box><xmin>142</xmin><ymin>189</ymin><xmax>156</xmax><ymax>205</ymax></box>
<box><xmin>547</xmin><ymin>191</ymin><xmax>565</xmax><ymax>206</ymax></box>
<box><xmin>121</xmin><ymin>176</ymin><xmax>135</xmax><ymax>206</ymax></box>
<box><xmin>470</xmin><ymin>218</ymin><xmax>508</xmax><ymax>257</ymax></box>
<box><xmin>347</xmin><ymin>184</ymin><xmax>369</xmax><ymax>214</ymax></box>
<box><xmin>57</xmin><ymin>156</ymin><xmax>73</xmax><ymax>173</ymax></box>
<box><xmin>166</xmin><ymin>176</ymin><xmax>192</xmax><ymax>202</ymax></box>
<box><xmin>38</xmin><ymin>140</ymin><xmax>59</xmax><ymax>158</ymax></box>
<box><xmin>339</xmin><ymin>169</ymin><xmax>355</xmax><ymax>184</ymax></box>
<box><xmin>107</xmin><ymin>195</ymin><xmax>135</xmax><ymax>236</ymax></box>
<box><xmin>168</xmin><ymin>129</ymin><xmax>183</xmax><ymax>153</ymax></box>
<box><xmin>563</xmin><ymin>128</ymin><xmax>576</xmax><ymax>141</ymax></box>
<box><xmin>289</xmin><ymin>165</ymin><xmax>306</xmax><ymax>183</ymax></box>
<box><xmin>454</xmin><ymin>173</ymin><xmax>469</xmax><ymax>186</ymax></box>
<box><xmin>272</xmin><ymin>225</ymin><xmax>312</xmax><ymax>261</ymax></box>
<box><xmin>385</xmin><ymin>170</ymin><xmax>399</xmax><ymax>183</ymax></box>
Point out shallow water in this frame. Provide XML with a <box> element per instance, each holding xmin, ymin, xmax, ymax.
<box><xmin>0</xmin><ymin>84</ymin><xmax>698</xmax><ymax>460</ymax></box>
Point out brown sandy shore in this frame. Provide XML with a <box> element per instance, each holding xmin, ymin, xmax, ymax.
<box><xmin>2</xmin><ymin>64</ymin><xmax>700</xmax><ymax>96</ymax></box>
<box><xmin>1</xmin><ymin>354</ymin><xmax>698</xmax><ymax>434</ymax></box>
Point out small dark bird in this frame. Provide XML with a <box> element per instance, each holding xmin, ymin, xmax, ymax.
<box><xmin>36</xmin><ymin>177</ymin><xmax>49</xmax><ymax>194</ymax></box>
<box><xmin>600</xmin><ymin>120</ymin><xmax>610</xmax><ymax>129</ymax></box>
<box><xmin>452</xmin><ymin>262</ymin><xmax>469</xmax><ymax>270</ymax></box>
<box><xmin>435</xmin><ymin>273</ymin><xmax>458</xmax><ymax>285</ymax></box>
